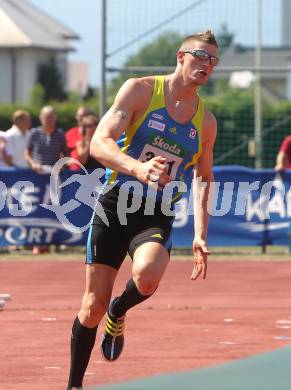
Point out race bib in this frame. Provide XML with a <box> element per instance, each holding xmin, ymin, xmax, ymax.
<box><xmin>139</xmin><ymin>144</ymin><xmax>183</xmax><ymax>179</ymax></box>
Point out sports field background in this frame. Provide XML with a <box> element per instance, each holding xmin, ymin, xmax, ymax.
<box><xmin>1</xmin><ymin>1</ymin><xmax>291</xmax><ymax>389</ymax></box>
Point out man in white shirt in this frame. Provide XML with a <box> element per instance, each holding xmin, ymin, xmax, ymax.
<box><xmin>5</xmin><ymin>110</ymin><xmax>31</xmax><ymax>168</ymax></box>
<box><xmin>0</xmin><ymin>131</ymin><xmax>13</xmax><ymax>167</ymax></box>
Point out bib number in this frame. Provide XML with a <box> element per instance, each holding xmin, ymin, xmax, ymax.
<box><xmin>139</xmin><ymin>144</ymin><xmax>182</xmax><ymax>179</ymax></box>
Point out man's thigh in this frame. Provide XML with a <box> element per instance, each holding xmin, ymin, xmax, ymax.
<box><xmin>126</xmin><ymin>212</ymin><xmax>173</xmax><ymax>259</ymax></box>
<box><xmin>86</xmin><ymin>197</ymin><xmax>129</xmax><ymax>270</ymax></box>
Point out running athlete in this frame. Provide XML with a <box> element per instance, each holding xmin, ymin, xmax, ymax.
<box><xmin>67</xmin><ymin>30</ymin><xmax>218</xmax><ymax>389</ymax></box>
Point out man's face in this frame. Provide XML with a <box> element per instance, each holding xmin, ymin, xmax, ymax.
<box><xmin>180</xmin><ymin>41</ymin><xmax>218</xmax><ymax>86</ymax></box>
<box><xmin>19</xmin><ymin>116</ymin><xmax>31</xmax><ymax>131</ymax></box>
<box><xmin>42</xmin><ymin>112</ymin><xmax>56</xmax><ymax>130</ymax></box>
<box><xmin>76</xmin><ymin>108</ymin><xmax>91</xmax><ymax>125</ymax></box>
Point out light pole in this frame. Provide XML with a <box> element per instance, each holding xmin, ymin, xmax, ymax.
<box><xmin>254</xmin><ymin>0</ymin><xmax>262</xmax><ymax>168</ymax></box>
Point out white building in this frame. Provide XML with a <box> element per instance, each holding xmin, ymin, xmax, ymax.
<box><xmin>0</xmin><ymin>0</ymin><xmax>79</xmax><ymax>104</ymax></box>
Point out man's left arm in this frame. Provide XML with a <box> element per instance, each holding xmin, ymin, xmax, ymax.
<box><xmin>191</xmin><ymin>111</ymin><xmax>217</xmax><ymax>280</ymax></box>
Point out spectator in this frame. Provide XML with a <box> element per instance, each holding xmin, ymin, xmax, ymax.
<box><xmin>24</xmin><ymin>106</ymin><xmax>68</xmax><ymax>173</ymax></box>
<box><xmin>24</xmin><ymin>106</ymin><xmax>68</xmax><ymax>255</ymax></box>
<box><xmin>5</xmin><ymin>110</ymin><xmax>31</xmax><ymax>168</ymax></box>
<box><xmin>0</xmin><ymin>131</ymin><xmax>13</xmax><ymax>167</ymax></box>
<box><xmin>275</xmin><ymin>135</ymin><xmax>291</xmax><ymax>171</ymax></box>
<box><xmin>75</xmin><ymin>114</ymin><xmax>103</xmax><ymax>170</ymax></box>
<box><xmin>275</xmin><ymin>135</ymin><xmax>291</xmax><ymax>253</ymax></box>
<box><xmin>66</xmin><ymin>106</ymin><xmax>93</xmax><ymax>170</ymax></box>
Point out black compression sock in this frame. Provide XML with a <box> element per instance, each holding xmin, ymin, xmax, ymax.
<box><xmin>67</xmin><ymin>317</ymin><xmax>98</xmax><ymax>390</ymax></box>
<box><xmin>111</xmin><ymin>278</ymin><xmax>152</xmax><ymax>317</ymax></box>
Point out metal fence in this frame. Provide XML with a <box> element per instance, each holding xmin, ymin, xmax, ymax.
<box><xmin>100</xmin><ymin>0</ymin><xmax>291</xmax><ymax>168</ymax></box>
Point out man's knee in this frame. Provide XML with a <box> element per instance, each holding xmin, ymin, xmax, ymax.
<box><xmin>80</xmin><ymin>293</ymin><xmax>109</xmax><ymax>324</ymax></box>
<box><xmin>133</xmin><ymin>271</ymin><xmax>159</xmax><ymax>296</ymax></box>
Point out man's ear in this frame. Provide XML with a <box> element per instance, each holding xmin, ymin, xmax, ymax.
<box><xmin>177</xmin><ymin>50</ymin><xmax>185</xmax><ymax>65</ymax></box>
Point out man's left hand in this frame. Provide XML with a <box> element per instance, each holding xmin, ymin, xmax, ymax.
<box><xmin>190</xmin><ymin>239</ymin><xmax>211</xmax><ymax>280</ymax></box>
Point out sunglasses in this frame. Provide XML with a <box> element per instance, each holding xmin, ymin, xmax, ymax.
<box><xmin>182</xmin><ymin>49</ymin><xmax>219</xmax><ymax>66</ymax></box>
<box><xmin>83</xmin><ymin>124</ymin><xmax>96</xmax><ymax>128</ymax></box>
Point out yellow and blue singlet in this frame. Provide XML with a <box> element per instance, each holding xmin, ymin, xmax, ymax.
<box><xmin>103</xmin><ymin>75</ymin><xmax>205</xmax><ymax>203</ymax></box>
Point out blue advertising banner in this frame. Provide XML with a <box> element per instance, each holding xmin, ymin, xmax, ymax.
<box><xmin>0</xmin><ymin>165</ymin><xmax>290</xmax><ymax>247</ymax></box>
<box><xmin>173</xmin><ymin>166</ymin><xmax>291</xmax><ymax>247</ymax></box>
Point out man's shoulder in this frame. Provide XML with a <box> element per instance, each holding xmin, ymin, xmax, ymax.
<box><xmin>5</xmin><ymin>127</ymin><xmax>14</xmax><ymax>136</ymax></box>
<box><xmin>125</xmin><ymin>75</ymin><xmax>155</xmax><ymax>87</ymax></box>
<box><xmin>30</xmin><ymin>126</ymin><xmax>42</xmax><ymax>134</ymax></box>
<box><xmin>203</xmin><ymin>107</ymin><xmax>217</xmax><ymax>128</ymax></box>
<box><xmin>55</xmin><ymin>127</ymin><xmax>65</xmax><ymax>136</ymax></box>
<box><xmin>118</xmin><ymin>76</ymin><xmax>155</xmax><ymax>110</ymax></box>
<box><xmin>121</xmin><ymin>76</ymin><xmax>155</xmax><ymax>96</ymax></box>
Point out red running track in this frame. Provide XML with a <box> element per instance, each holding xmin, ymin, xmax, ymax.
<box><xmin>0</xmin><ymin>259</ymin><xmax>291</xmax><ymax>389</ymax></box>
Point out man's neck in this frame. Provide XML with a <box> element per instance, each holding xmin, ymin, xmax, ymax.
<box><xmin>42</xmin><ymin>126</ymin><xmax>54</xmax><ymax>134</ymax></box>
<box><xmin>13</xmin><ymin>124</ymin><xmax>28</xmax><ymax>134</ymax></box>
<box><xmin>167</xmin><ymin>74</ymin><xmax>198</xmax><ymax>103</ymax></box>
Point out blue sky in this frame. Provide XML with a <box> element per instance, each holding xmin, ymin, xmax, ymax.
<box><xmin>29</xmin><ymin>0</ymin><xmax>282</xmax><ymax>86</ymax></box>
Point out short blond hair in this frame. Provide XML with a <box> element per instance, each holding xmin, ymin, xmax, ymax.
<box><xmin>13</xmin><ymin>110</ymin><xmax>30</xmax><ymax>123</ymax></box>
<box><xmin>180</xmin><ymin>30</ymin><xmax>218</xmax><ymax>50</ymax></box>
<box><xmin>39</xmin><ymin>105</ymin><xmax>55</xmax><ymax>121</ymax></box>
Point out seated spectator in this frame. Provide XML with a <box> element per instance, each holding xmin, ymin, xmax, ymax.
<box><xmin>24</xmin><ymin>106</ymin><xmax>68</xmax><ymax>255</ymax></box>
<box><xmin>75</xmin><ymin>114</ymin><xmax>103</xmax><ymax>170</ymax></box>
<box><xmin>0</xmin><ymin>131</ymin><xmax>12</xmax><ymax>167</ymax></box>
<box><xmin>275</xmin><ymin>135</ymin><xmax>291</xmax><ymax>171</ymax></box>
<box><xmin>5</xmin><ymin>110</ymin><xmax>31</xmax><ymax>168</ymax></box>
<box><xmin>66</xmin><ymin>106</ymin><xmax>93</xmax><ymax>170</ymax></box>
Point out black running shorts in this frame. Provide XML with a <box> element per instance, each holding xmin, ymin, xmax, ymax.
<box><xmin>86</xmin><ymin>187</ymin><xmax>174</xmax><ymax>270</ymax></box>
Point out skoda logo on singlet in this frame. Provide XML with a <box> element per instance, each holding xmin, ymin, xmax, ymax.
<box><xmin>149</xmin><ymin>135</ymin><xmax>186</xmax><ymax>157</ymax></box>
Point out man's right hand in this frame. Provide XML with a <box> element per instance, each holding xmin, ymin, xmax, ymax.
<box><xmin>135</xmin><ymin>156</ymin><xmax>171</xmax><ymax>190</ymax></box>
<box><xmin>31</xmin><ymin>161</ymin><xmax>43</xmax><ymax>173</ymax></box>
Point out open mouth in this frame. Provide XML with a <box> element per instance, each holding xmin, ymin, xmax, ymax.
<box><xmin>198</xmin><ymin>70</ymin><xmax>207</xmax><ymax>76</ymax></box>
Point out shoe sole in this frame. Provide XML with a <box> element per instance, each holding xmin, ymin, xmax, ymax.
<box><xmin>0</xmin><ymin>294</ymin><xmax>11</xmax><ymax>301</ymax></box>
<box><xmin>100</xmin><ymin>330</ymin><xmax>124</xmax><ymax>362</ymax></box>
<box><xmin>100</xmin><ymin>336</ymin><xmax>115</xmax><ymax>362</ymax></box>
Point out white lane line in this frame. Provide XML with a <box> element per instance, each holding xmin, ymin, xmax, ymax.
<box><xmin>276</xmin><ymin>320</ymin><xmax>291</xmax><ymax>325</ymax></box>
<box><xmin>224</xmin><ymin>318</ymin><xmax>234</xmax><ymax>322</ymax></box>
<box><xmin>41</xmin><ymin>317</ymin><xmax>57</xmax><ymax>321</ymax></box>
<box><xmin>274</xmin><ymin>336</ymin><xmax>289</xmax><ymax>340</ymax></box>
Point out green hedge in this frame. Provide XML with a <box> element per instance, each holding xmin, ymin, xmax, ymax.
<box><xmin>0</xmin><ymin>100</ymin><xmax>99</xmax><ymax>132</ymax></box>
<box><xmin>0</xmin><ymin>94</ymin><xmax>290</xmax><ymax>169</ymax></box>
<box><xmin>204</xmin><ymin>90</ymin><xmax>291</xmax><ymax>168</ymax></box>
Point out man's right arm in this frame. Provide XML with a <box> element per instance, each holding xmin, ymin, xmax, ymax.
<box><xmin>1</xmin><ymin>136</ymin><xmax>13</xmax><ymax>166</ymax></box>
<box><xmin>90</xmin><ymin>78</ymin><xmax>170</xmax><ymax>187</ymax></box>
<box><xmin>24</xmin><ymin>148</ymin><xmax>42</xmax><ymax>172</ymax></box>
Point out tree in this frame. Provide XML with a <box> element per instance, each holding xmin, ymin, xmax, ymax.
<box><xmin>216</xmin><ymin>23</ymin><xmax>234</xmax><ymax>54</ymax></box>
<box><xmin>37</xmin><ymin>57</ymin><xmax>67</xmax><ymax>101</ymax></box>
<box><xmin>107</xmin><ymin>27</ymin><xmax>235</xmax><ymax>101</ymax></box>
<box><xmin>107</xmin><ymin>32</ymin><xmax>182</xmax><ymax>102</ymax></box>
